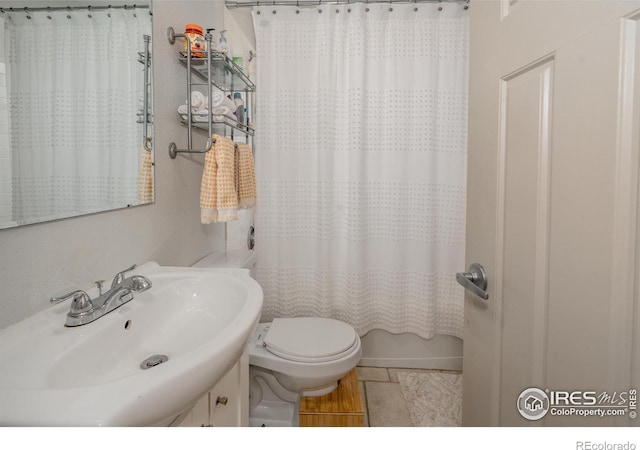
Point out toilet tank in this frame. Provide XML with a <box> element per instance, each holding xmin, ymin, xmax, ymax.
<box><xmin>191</xmin><ymin>249</ymin><xmax>257</xmax><ymax>271</ymax></box>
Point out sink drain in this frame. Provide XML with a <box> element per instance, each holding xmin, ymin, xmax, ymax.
<box><xmin>140</xmin><ymin>354</ymin><xmax>168</xmax><ymax>369</ymax></box>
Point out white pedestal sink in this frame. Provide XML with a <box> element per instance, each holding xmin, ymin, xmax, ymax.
<box><xmin>0</xmin><ymin>262</ymin><xmax>263</xmax><ymax>426</ymax></box>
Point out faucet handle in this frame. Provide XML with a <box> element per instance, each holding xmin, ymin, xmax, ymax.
<box><xmin>111</xmin><ymin>264</ymin><xmax>137</xmax><ymax>289</ymax></box>
<box><xmin>50</xmin><ymin>290</ymin><xmax>94</xmax><ymax>314</ymax></box>
<box><xmin>51</xmin><ymin>289</ymin><xmax>83</xmax><ymax>304</ymax></box>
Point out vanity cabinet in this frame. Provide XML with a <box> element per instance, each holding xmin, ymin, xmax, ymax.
<box><xmin>170</xmin><ymin>349</ymin><xmax>249</xmax><ymax>427</ymax></box>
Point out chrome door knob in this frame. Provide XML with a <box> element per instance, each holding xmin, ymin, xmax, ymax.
<box><xmin>456</xmin><ymin>263</ymin><xmax>489</xmax><ymax>300</ymax></box>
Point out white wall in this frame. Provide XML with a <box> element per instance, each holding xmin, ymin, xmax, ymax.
<box><xmin>0</xmin><ymin>0</ymin><xmax>228</xmax><ymax>330</ymax></box>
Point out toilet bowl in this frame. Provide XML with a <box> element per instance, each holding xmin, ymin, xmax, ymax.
<box><xmin>192</xmin><ymin>249</ymin><xmax>362</xmax><ymax>427</ymax></box>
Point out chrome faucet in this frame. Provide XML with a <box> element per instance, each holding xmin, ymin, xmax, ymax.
<box><xmin>50</xmin><ymin>264</ymin><xmax>152</xmax><ymax>327</ymax></box>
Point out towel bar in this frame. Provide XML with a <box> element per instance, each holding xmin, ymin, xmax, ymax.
<box><xmin>142</xmin><ymin>34</ymin><xmax>152</xmax><ymax>152</ymax></box>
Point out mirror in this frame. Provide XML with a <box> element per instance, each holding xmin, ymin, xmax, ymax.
<box><xmin>0</xmin><ymin>1</ymin><xmax>153</xmax><ymax>230</ymax></box>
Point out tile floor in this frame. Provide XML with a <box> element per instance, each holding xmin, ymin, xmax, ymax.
<box><xmin>357</xmin><ymin>366</ymin><xmax>463</xmax><ymax>427</ymax></box>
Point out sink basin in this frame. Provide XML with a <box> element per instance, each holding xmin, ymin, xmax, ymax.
<box><xmin>0</xmin><ymin>262</ymin><xmax>263</xmax><ymax>426</ymax></box>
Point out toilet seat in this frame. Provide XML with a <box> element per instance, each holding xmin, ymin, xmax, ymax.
<box><xmin>263</xmin><ymin>318</ymin><xmax>358</xmax><ymax>363</ymax></box>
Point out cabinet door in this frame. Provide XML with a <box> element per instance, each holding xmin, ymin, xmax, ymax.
<box><xmin>176</xmin><ymin>394</ymin><xmax>210</xmax><ymax>427</ymax></box>
<box><xmin>209</xmin><ymin>362</ymin><xmax>240</xmax><ymax>427</ymax></box>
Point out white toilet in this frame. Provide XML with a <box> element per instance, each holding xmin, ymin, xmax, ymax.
<box><xmin>192</xmin><ymin>249</ymin><xmax>362</xmax><ymax>427</ymax></box>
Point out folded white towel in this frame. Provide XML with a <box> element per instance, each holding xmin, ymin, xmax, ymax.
<box><xmin>178</xmin><ymin>104</ymin><xmax>234</xmax><ymax>117</ymax></box>
<box><xmin>179</xmin><ymin>111</ymin><xmax>237</xmax><ymax>123</ymax></box>
<box><xmin>189</xmin><ymin>91</ymin><xmax>206</xmax><ymax>110</ymax></box>
<box><xmin>211</xmin><ymin>91</ymin><xmax>224</xmax><ymax>107</ymax></box>
<box><xmin>220</xmin><ymin>94</ymin><xmax>237</xmax><ymax>112</ymax></box>
<box><xmin>186</xmin><ymin>89</ymin><xmax>235</xmax><ymax>109</ymax></box>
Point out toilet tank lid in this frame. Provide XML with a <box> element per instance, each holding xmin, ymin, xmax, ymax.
<box><xmin>191</xmin><ymin>249</ymin><xmax>257</xmax><ymax>269</ymax></box>
<box><xmin>264</xmin><ymin>317</ymin><xmax>357</xmax><ymax>362</ymax></box>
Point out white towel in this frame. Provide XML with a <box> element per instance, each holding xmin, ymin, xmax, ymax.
<box><xmin>187</xmin><ymin>89</ymin><xmax>236</xmax><ymax>111</ymax></box>
<box><xmin>189</xmin><ymin>90</ymin><xmax>206</xmax><ymax>109</ymax></box>
<box><xmin>178</xmin><ymin>104</ymin><xmax>234</xmax><ymax>117</ymax></box>
<box><xmin>178</xmin><ymin>107</ymin><xmax>236</xmax><ymax>123</ymax></box>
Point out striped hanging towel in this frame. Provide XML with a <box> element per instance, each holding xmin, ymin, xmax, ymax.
<box><xmin>136</xmin><ymin>147</ymin><xmax>154</xmax><ymax>204</ymax></box>
<box><xmin>236</xmin><ymin>142</ymin><xmax>256</xmax><ymax>209</ymax></box>
<box><xmin>200</xmin><ymin>134</ymin><xmax>238</xmax><ymax>223</ymax></box>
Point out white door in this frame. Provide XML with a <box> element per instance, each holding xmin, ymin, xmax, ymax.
<box><xmin>463</xmin><ymin>0</ymin><xmax>640</xmax><ymax>426</ymax></box>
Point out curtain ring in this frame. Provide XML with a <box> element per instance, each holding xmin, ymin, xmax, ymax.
<box><xmin>24</xmin><ymin>7</ymin><xmax>31</xmax><ymax>19</ymax></box>
<box><xmin>66</xmin><ymin>6</ymin><xmax>72</xmax><ymax>19</ymax></box>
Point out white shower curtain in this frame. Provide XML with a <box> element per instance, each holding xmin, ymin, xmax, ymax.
<box><xmin>5</xmin><ymin>8</ymin><xmax>151</xmax><ymax>224</ymax></box>
<box><xmin>253</xmin><ymin>2</ymin><xmax>468</xmax><ymax>339</ymax></box>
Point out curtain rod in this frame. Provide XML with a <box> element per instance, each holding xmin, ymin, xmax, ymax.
<box><xmin>0</xmin><ymin>4</ymin><xmax>150</xmax><ymax>14</ymax></box>
<box><xmin>226</xmin><ymin>0</ymin><xmax>468</xmax><ymax>8</ymax></box>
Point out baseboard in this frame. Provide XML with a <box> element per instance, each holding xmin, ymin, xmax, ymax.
<box><xmin>359</xmin><ymin>329</ymin><xmax>463</xmax><ymax>371</ymax></box>
<box><xmin>358</xmin><ymin>356</ymin><xmax>462</xmax><ymax>371</ymax></box>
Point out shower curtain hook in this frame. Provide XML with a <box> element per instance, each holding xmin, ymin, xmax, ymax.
<box><xmin>24</xmin><ymin>7</ymin><xmax>31</xmax><ymax>19</ymax></box>
<box><xmin>66</xmin><ymin>6</ymin><xmax>72</xmax><ymax>19</ymax></box>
